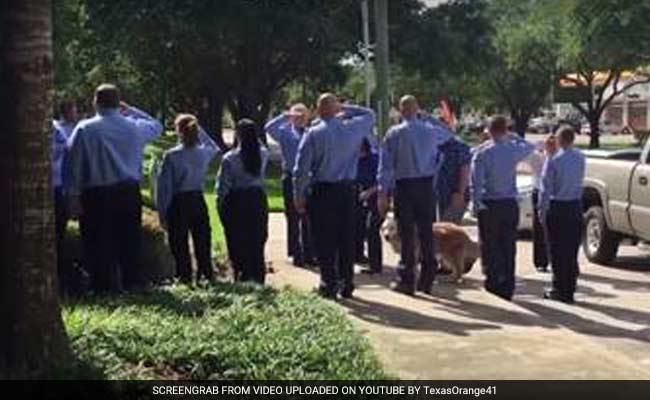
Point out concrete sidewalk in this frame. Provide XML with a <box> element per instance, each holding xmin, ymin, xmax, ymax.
<box><xmin>266</xmin><ymin>213</ymin><xmax>650</xmax><ymax>379</ymax></box>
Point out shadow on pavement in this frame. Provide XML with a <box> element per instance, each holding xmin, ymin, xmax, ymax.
<box><xmin>595</xmin><ymin>256</ymin><xmax>650</xmax><ymax>272</ymax></box>
<box><xmin>514</xmin><ymin>299</ymin><xmax>650</xmax><ymax>343</ymax></box>
<box><xmin>580</xmin><ymin>271</ymin><xmax>650</xmax><ymax>291</ymax></box>
<box><xmin>342</xmin><ymin>295</ymin><xmax>500</xmax><ymax>335</ymax></box>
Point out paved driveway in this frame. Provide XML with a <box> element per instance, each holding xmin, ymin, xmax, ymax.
<box><xmin>267</xmin><ymin>215</ymin><xmax>650</xmax><ymax>379</ymax></box>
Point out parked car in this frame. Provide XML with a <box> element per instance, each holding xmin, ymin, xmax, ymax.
<box><xmin>529</xmin><ymin>116</ymin><xmax>554</xmax><ymax>134</ymax></box>
<box><xmin>582</xmin><ymin>146</ymin><xmax>648</xmax><ymax>263</ymax></box>
<box><xmin>580</xmin><ymin>119</ymin><xmax>618</xmax><ymax>136</ymax></box>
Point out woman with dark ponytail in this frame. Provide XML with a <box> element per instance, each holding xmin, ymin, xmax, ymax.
<box><xmin>217</xmin><ymin>119</ymin><xmax>269</xmax><ymax>283</ymax></box>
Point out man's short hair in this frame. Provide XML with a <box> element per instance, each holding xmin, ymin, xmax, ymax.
<box><xmin>399</xmin><ymin>95</ymin><xmax>418</xmax><ymax>110</ymax></box>
<box><xmin>488</xmin><ymin>115</ymin><xmax>508</xmax><ymax>134</ymax></box>
<box><xmin>556</xmin><ymin>125</ymin><xmax>576</xmax><ymax>145</ymax></box>
<box><xmin>94</xmin><ymin>83</ymin><xmax>121</xmax><ymax>109</ymax></box>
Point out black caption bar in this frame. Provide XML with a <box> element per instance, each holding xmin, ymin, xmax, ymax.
<box><xmin>5</xmin><ymin>380</ymin><xmax>648</xmax><ymax>400</ymax></box>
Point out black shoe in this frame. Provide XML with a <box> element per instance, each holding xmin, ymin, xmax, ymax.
<box><xmin>360</xmin><ymin>267</ymin><xmax>382</xmax><ymax>275</ymax></box>
<box><xmin>314</xmin><ymin>287</ymin><xmax>337</xmax><ymax>300</ymax></box>
<box><xmin>390</xmin><ymin>281</ymin><xmax>415</xmax><ymax>296</ymax></box>
<box><xmin>293</xmin><ymin>258</ymin><xmax>305</xmax><ymax>268</ymax></box>
<box><xmin>355</xmin><ymin>256</ymin><xmax>370</xmax><ymax>265</ymax></box>
<box><xmin>543</xmin><ymin>289</ymin><xmax>574</xmax><ymax>304</ymax></box>
<box><xmin>416</xmin><ymin>281</ymin><xmax>434</xmax><ymax>295</ymax></box>
<box><xmin>340</xmin><ymin>286</ymin><xmax>355</xmax><ymax>299</ymax></box>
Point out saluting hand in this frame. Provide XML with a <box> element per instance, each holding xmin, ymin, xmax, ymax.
<box><xmin>119</xmin><ymin>101</ymin><xmax>131</xmax><ymax>115</ymax></box>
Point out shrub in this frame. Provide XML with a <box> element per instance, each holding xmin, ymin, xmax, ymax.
<box><xmin>61</xmin><ymin>284</ymin><xmax>387</xmax><ymax>380</ymax></box>
<box><xmin>61</xmin><ymin>206</ymin><xmax>177</xmax><ymax>292</ymax></box>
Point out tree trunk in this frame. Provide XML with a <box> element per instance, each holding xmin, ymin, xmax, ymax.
<box><xmin>0</xmin><ymin>0</ymin><xmax>71</xmax><ymax>378</ymax></box>
<box><xmin>197</xmin><ymin>90</ymin><xmax>228</xmax><ymax>150</ymax></box>
<box><xmin>512</xmin><ymin>111</ymin><xmax>529</xmax><ymax>138</ymax></box>
<box><xmin>588</xmin><ymin>114</ymin><xmax>601</xmax><ymax>149</ymax></box>
<box><xmin>227</xmin><ymin>93</ymin><xmax>271</xmax><ymax>144</ymax></box>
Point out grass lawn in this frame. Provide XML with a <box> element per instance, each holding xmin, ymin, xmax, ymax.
<box><xmin>60</xmin><ymin>284</ymin><xmax>387</xmax><ymax>380</ymax></box>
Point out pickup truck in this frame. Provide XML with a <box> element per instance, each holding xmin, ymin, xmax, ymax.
<box><xmin>582</xmin><ymin>146</ymin><xmax>647</xmax><ymax>263</ymax></box>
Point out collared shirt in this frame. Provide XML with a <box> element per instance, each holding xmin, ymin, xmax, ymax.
<box><xmin>470</xmin><ymin>134</ymin><xmax>536</xmax><ymax>211</ymax></box>
<box><xmin>264</xmin><ymin>113</ymin><xmax>305</xmax><ymax>174</ymax></box>
<box><xmin>538</xmin><ymin>147</ymin><xmax>585</xmax><ymax>216</ymax></box>
<box><xmin>66</xmin><ymin>107</ymin><xmax>163</xmax><ymax>196</ymax></box>
<box><xmin>293</xmin><ymin>104</ymin><xmax>376</xmax><ymax>198</ymax></box>
<box><xmin>156</xmin><ymin>127</ymin><xmax>221</xmax><ymax>217</ymax></box>
<box><xmin>52</xmin><ymin>119</ymin><xmax>76</xmax><ymax>188</ymax></box>
<box><xmin>216</xmin><ymin>146</ymin><xmax>270</xmax><ymax>201</ymax></box>
<box><xmin>377</xmin><ymin>116</ymin><xmax>453</xmax><ymax>193</ymax></box>
<box><xmin>436</xmin><ymin>136</ymin><xmax>472</xmax><ymax>208</ymax></box>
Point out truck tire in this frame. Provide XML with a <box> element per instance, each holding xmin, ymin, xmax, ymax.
<box><xmin>582</xmin><ymin>206</ymin><xmax>620</xmax><ymax>264</ymax></box>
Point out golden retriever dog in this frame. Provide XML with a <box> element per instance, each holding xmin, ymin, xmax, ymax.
<box><xmin>381</xmin><ymin>215</ymin><xmax>480</xmax><ymax>282</ymax></box>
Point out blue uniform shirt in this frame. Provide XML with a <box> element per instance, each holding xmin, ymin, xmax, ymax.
<box><xmin>293</xmin><ymin>104</ymin><xmax>376</xmax><ymax>199</ymax></box>
<box><xmin>377</xmin><ymin>115</ymin><xmax>453</xmax><ymax>193</ymax></box>
<box><xmin>216</xmin><ymin>146</ymin><xmax>270</xmax><ymax>201</ymax></box>
<box><xmin>437</xmin><ymin>136</ymin><xmax>472</xmax><ymax>209</ymax></box>
<box><xmin>538</xmin><ymin>146</ymin><xmax>585</xmax><ymax>217</ymax></box>
<box><xmin>52</xmin><ymin>119</ymin><xmax>76</xmax><ymax>188</ymax></box>
<box><xmin>264</xmin><ymin>113</ymin><xmax>305</xmax><ymax>174</ymax></box>
<box><xmin>470</xmin><ymin>134</ymin><xmax>536</xmax><ymax>211</ymax></box>
<box><xmin>156</xmin><ymin>127</ymin><xmax>221</xmax><ymax>217</ymax></box>
<box><xmin>66</xmin><ymin>106</ymin><xmax>163</xmax><ymax>196</ymax></box>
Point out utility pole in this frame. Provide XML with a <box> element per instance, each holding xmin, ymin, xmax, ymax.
<box><xmin>361</xmin><ymin>0</ymin><xmax>372</xmax><ymax>108</ymax></box>
<box><xmin>374</xmin><ymin>0</ymin><xmax>390</xmax><ymax>137</ymax></box>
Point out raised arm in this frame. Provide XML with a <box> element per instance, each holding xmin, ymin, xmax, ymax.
<box><xmin>198</xmin><ymin>125</ymin><xmax>221</xmax><ymax>159</ymax></box>
<box><xmin>123</xmin><ymin>106</ymin><xmax>164</xmax><ymax>143</ymax></box>
<box><xmin>420</xmin><ymin>114</ymin><xmax>454</xmax><ymax>146</ymax></box>
<box><xmin>508</xmin><ymin>134</ymin><xmax>536</xmax><ymax>162</ymax></box>
<box><xmin>264</xmin><ymin>112</ymin><xmax>290</xmax><ymax>143</ymax></box>
<box><xmin>341</xmin><ymin>104</ymin><xmax>376</xmax><ymax>138</ymax></box>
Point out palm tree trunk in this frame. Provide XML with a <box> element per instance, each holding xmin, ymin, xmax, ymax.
<box><xmin>0</xmin><ymin>0</ymin><xmax>71</xmax><ymax>378</ymax></box>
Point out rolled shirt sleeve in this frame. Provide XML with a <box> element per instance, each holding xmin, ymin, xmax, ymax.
<box><xmin>341</xmin><ymin>105</ymin><xmax>376</xmax><ymax>139</ymax></box>
<box><xmin>264</xmin><ymin>113</ymin><xmax>290</xmax><ymax>143</ymax></box>
<box><xmin>124</xmin><ymin>106</ymin><xmax>164</xmax><ymax>143</ymax></box>
<box><xmin>198</xmin><ymin>125</ymin><xmax>221</xmax><ymax>159</ymax></box>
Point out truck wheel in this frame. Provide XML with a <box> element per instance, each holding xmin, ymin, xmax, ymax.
<box><xmin>583</xmin><ymin>206</ymin><xmax>620</xmax><ymax>264</ymax></box>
